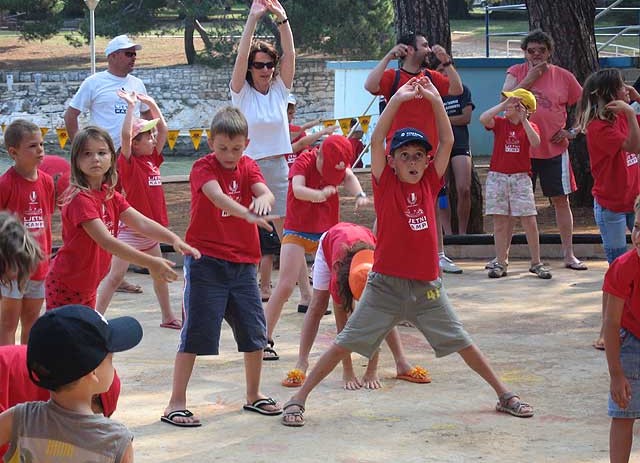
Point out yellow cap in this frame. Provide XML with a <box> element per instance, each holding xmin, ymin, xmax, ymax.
<box><xmin>501</xmin><ymin>88</ymin><xmax>536</xmax><ymax>112</ymax></box>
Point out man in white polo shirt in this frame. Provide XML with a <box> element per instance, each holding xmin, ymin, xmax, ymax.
<box><xmin>64</xmin><ymin>34</ymin><xmax>150</xmax><ymax>150</ymax></box>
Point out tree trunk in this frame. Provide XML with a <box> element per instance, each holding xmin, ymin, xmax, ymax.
<box><xmin>184</xmin><ymin>17</ymin><xmax>196</xmax><ymax>65</ymax></box>
<box><xmin>448</xmin><ymin>0</ymin><xmax>470</xmax><ymax>19</ymax></box>
<box><xmin>393</xmin><ymin>0</ymin><xmax>452</xmax><ymax>53</ymax></box>
<box><xmin>525</xmin><ymin>0</ymin><xmax>598</xmax><ymax>207</ymax></box>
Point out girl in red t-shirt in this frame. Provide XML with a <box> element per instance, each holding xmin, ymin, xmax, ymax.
<box><xmin>45</xmin><ymin>126</ymin><xmax>200</xmax><ymax>311</ymax></box>
<box><xmin>95</xmin><ymin>90</ymin><xmax>182</xmax><ymax>329</ymax></box>
<box><xmin>577</xmin><ymin>68</ymin><xmax>640</xmax><ymax>350</ymax></box>
<box><xmin>262</xmin><ymin>136</ymin><xmax>369</xmax><ymax>360</ymax></box>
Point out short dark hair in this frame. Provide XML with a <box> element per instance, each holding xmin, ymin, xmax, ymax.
<box><xmin>3</xmin><ymin>119</ymin><xmax>40</xmax><ymax>149</ymax></box>
<box><xmin>210</xmin><ymin>106</ymin><xmax>249</xmax><ymax>139</ymax></box>
<box><xmin>397</xmin><ymin>32</ymin><xmax>427</xmax><ymax>49</ymax></box>
<box><xmin>521</xmin><ymin>29</ymin><xmax>554</xmax><ymax>53</ymax></box>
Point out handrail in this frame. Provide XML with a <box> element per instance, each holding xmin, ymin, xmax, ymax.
<box><xmin>595</xmin><ymin>0</ymin><xmax>625</xmax><ymax>20</ymax></box>
<box><xmin>597</xmin><ymin>25</ymin><xmax>640</xmax><ymax>52</ymax></box>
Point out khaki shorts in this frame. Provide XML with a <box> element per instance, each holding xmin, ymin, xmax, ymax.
<box><xmin>334</xmin><ymin>272</ymin><xmax>473</xmax><ymax>359</ymax></box>
<box><xmin>485</xmin><ymin>171</ymin><xmax>537</xmax><ymax>217</ymax></box>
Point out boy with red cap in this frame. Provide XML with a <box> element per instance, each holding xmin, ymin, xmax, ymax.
<box><xmin>0</xmin><ymin>305</ymin><xmax>142</xmax><ymax>462</ymax></box>
<box><xmin>262</xmin><ymin>135</ymin><xmax>369</xmax><ymax>361</ymax></box>
<box><xmin>281</xmin><ymin>76</ymin><xmax>534</xmax><ymax>427</ymax></box>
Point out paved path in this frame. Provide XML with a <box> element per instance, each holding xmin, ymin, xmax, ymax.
<box><xmin>105</xmin><ymin>259</ymin><xmax>628</xmax><ymax>462</ymax></box>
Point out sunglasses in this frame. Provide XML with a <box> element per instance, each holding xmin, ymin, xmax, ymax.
<box><xmin>526</xmin><ymin>47</ymin><xmax>547</xmax><ymax>55</ymax></box>
<box><xmin>122</xmin><ymin>51</ymin><xmax>137</xmax><ymax>58</ymax></box>
<box><xmin>251</xmin><ymin>61</ymin><xmax>275</xmax><ymax>70</ymax></box>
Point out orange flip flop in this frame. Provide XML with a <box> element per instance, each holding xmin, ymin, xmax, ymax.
<box><xmin>281</xmin><ymin>369</ymin><xmax>305</xmax><ymax>387</ymax></box>
<box><xmin>396</xmin><ymin>366</ymin><xmax>431</xmax><ymax>384</ymax></box>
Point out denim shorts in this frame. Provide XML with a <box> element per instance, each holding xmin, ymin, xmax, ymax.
<box><xmin>179</xmin><ymin>255</ymin><xmax>267</xmax><ymax>355</ymax></box>
<box><xmin>1</xmin><ymin>279</ymin><xmax>45</xmax><ymax>299</ymax></box>
<box><xmin>594</xmin><ymin>199</ymin><xmax>634</xmax><ymax>264</ymax></box>
<box><xmin>609</xmin><ymin>329</ymin><xmax>640</xmax><ymax>418</ymax></box>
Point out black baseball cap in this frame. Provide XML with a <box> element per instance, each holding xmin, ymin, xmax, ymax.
<box><xmin>27</xmin><ymin>305</ymin><xmax>143</xmax><ymax>391</ymax></box>
<box><xmin>389</xmin><ymin>128</ymin><xmax>433</xmax><ymax>154</ymax></box>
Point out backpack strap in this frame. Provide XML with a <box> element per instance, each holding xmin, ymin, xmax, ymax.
<box><xmin>389</xmin><ymin>69</ymin><xmax>402</xmax><ymax>99</ymax></box>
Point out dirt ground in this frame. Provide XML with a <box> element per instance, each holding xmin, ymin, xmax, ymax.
<box><xmin>106</xmin><ymin>258</ymin><xmax>626</xmax><ymax>463</ymax></box>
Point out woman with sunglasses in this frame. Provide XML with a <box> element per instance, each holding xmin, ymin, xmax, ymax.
<box><xmin>231</xmin><ymin>0</ymin><xmax>294</xmax><ymax>234</ymax></box>
<box><xmin>231</xmin><ymin>0</ymin><xmax>311</xmax><ymax>318</ymax></box>
<box><xmin>500</xmin><ymin>29</ymin><xmax>585</xmax><ymax>273</ymax></box>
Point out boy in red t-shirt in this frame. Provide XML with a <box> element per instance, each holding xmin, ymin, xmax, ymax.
<box><xmin>0</xmin><ymin>119</ymin><xmax>55</xmax><ymax>345</ymax></box>
<box><xmin>603</xmin><ymin>194</ymin><xmax>640</xmax><ymax>462</ymax></box>
<box><xmin>161</xmin><ymin>107</ymin><xmax>281</xmax><ymax>427</ymax></box>
<box><xmin>479</xmin><ymin>88</ymin><xmax>551</xmax><ymax>280</ymax></box>
<box><xmin>281</xmin><ymin>77</ymin><xmax>534</xmax><ymax>427</ymax></box>
<box><xmin>95</xmin><ymin>90</ymin><xmax>181</xmax><ymax>329</ymax></box>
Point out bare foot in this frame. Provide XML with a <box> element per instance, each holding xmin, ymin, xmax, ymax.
<box><xmin>361</xmin><ymin>374</ymin><xmax>382</xmax><ymax>389</ymax></box>
<box><xmin>343</xmin><ymin>375</ymin><xmax>363</xmax><ymax>390</ymax></box>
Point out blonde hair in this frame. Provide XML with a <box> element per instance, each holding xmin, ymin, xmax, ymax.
<box><xmin>62</xmin><ymin>126</ymin><xmax>118</xmax><ymax>205</ymax></box>
<box><xmin>577</xmin><ymin>68</ymin><xmax>625</xmax><ymax>132</ymax></box>
<box><xmin>210</xmin><ymin>106</ymin><xmax>249</xmax><ymax>139</ymax></box>
<box><xmin>0</xmin><ymin>212</ymin><xmax>42</xmax><ymax>291</ymax></box>
<box><xmin>3</xmin><ymin>119</ymin><xmax>40</xmax><ymax>149</ymax></box>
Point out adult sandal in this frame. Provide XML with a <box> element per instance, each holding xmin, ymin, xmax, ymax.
<box><xmin>529</xmin><ymin>263</ymin><xmax>552</xmax><ymax>280</ymax></box>
<box><xmin>496</xmin><ymin>392</ymin><xmax>534</xmax><ymax>418</ymax></box>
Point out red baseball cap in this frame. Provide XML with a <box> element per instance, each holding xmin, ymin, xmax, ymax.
<box><xmin>321</xmin><ymin>135</ymin><xmax>352</xmax><ymax>185</ymax></box>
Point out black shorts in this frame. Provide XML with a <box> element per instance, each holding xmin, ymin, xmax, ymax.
<box><xmin>259</xmin><ymin>222</ymin><xmax>280</xmax><ymax>256</ymax></box>
<box><xmin>530</xmin><ymin>151</ymin><xmax>577</xmax><ymax>197</ymax></box>
<box><xmin>450</xmin><ymin>147</ymin><xmax>471</xmax><ymax>158</ymax></box>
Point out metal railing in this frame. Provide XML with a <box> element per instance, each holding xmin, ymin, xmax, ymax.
<box><xmin>484</xmin><ymin>1</ymin><xmax>640</xmax><ymax>58</ymax></box>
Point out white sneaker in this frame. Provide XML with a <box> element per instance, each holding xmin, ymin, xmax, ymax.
<box><xmin>439</xmin><ymin>255</ymin><xmax>463</xmax><ymax>274</ymax></box>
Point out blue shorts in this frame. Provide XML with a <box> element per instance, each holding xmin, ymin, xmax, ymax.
<box><xmin>179</xmin><ymin>255</ymin><xmax>267</xmax><ymax>355</ymax></box>
<box><xmin>609</xmin><ymin>329</ymin><xmax>640</xmax><ymax>419</ymax></box>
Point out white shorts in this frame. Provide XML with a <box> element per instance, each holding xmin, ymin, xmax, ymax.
<box><xmin>1</xmin><ymin>279</ymin><xmax>45</xmax><ymax>299</ymax></box>
<box><xmin>312</xmin><ymin>232</ymin><xmax>330</xmax><ymax>291</ymax></box>
<box><xmin>484</xmin><ymin>171</ymin><xmax>537</xmax><ymax>217</ymax></box>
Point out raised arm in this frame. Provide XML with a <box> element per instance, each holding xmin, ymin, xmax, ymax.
<box><xmin>137</xmin><ymin>93</ymin><xmax>168</xmax><ymax>151</ymax></box>
<box><xmin>416</xmin><ymin>78</ymin><xmax>454</xmax><ymax>178</ymax></box>
<box><xmin>117</xmin><ymin>89</ymin><xmax>137</xmax><ymax>159</ymax></box>
<box><xmin>479</xmin><ymin>99</ymin><xmax>509</xmax><ymax>129</ymax></box>
<box><xmin>268</xmin><ymin>0</ymin><xmax>295</xmax><ymax>89</ymax></box>
<box><xmin>230</xmin><ymin>1</ymin><xmax>268</xmax><ymax>93</ymax></box>
<box><xmin>370</xmin><ymin>78</ymin><xmax>420</xmax><ymax>181</ymax></box>
<box><xmin>364</xmin><ymin>44</ymin><xmax>407</xmax><ymax>94</ymax></box>
<box><xmin>431</xmin><ymin>45</ymin><xmax>462</xmax><ymax>96</ymax></box>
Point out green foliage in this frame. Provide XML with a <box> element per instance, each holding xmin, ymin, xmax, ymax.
<box><xmin>285</xmin><ymin>0</ymin><xmax>395</xmax><ymax>59</ymax></box>
<box><xmin>0</xmin><ymin>0</ymin><xmax>65</xmax><ymax>40</ymax></box>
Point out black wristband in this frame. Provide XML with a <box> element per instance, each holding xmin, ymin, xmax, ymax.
<box><xmin>276</xmin><ymin>17</ymin><xmax>289</xmax><ymax>26</ymax></box>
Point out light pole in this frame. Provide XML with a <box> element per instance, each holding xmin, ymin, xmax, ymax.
<box><xmin>84</xmin><ymin>0</ymin><xmax>100</xmax><ymax>74</ymax></box>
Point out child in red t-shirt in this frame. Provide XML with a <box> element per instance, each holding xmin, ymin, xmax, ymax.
<box><xmin>576</xmin><ymin>68</ymin><xmax>640</xmax><ymax>351</ymax></box>
<box><xmin>161</xmin><ymin>106</ymin><xmax>281</xmax><ymax>427</ymax></box>
<box><xmin>0</xmin><ymin>119</ymin><xmax>55</xmax><ymax>345</ymax></box>
<box><xmin>281</xmin><ymin>222</ymin><xmax>431</xmax><ymax>390</ymax></box>
<box><xmin>281</xmin><ymin>76</ymin><xmax>533</xmax><ymax>427</ymax></box>
<box><xmin>95</xmin><ymin>90</ymin><xmax>181</xmax><ymax>329</ymax></box>
<box><xmin>602</xmin><ymin>194</ymin><xmax>640</xmax><ymax>462</ymax></box>
<box><xmin>262</xmin><ymin>135</ymin><xmax>369</xmax><ymax>361</ymax></box>
<box><xmin>479</xmin><ymin>88</ymin><xmax>551</xmax><ymax>280</ymax></box>
<box><xmin>44</xmin><ymin>126</ymin><xmax>199</xmax><ymax>311</ymax></box>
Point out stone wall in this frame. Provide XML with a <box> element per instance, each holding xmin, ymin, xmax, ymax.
<box><xmin>0</xmin><ymin>59</ymin><xmax>335</xmax><ymax>156</ymax></box>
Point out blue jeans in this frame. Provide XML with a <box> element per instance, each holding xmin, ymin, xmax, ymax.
<box><xmin>594</xmin><ymin>200</ymin><xmax>634</xmax><ymax>264</ymax></box>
